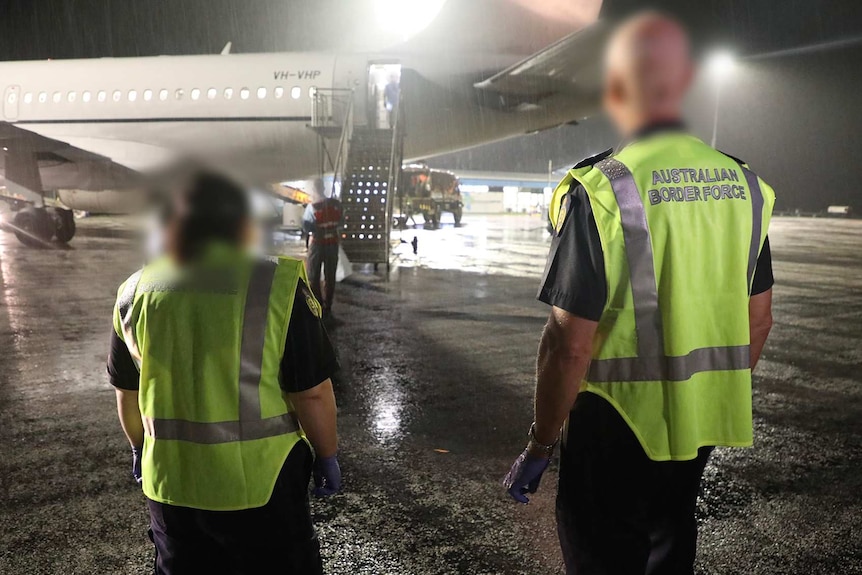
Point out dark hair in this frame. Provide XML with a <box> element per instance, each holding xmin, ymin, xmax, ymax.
<box><xmin>168</xmin><ymin>172</ymin><xmax>250</xmax><ymax>262</ymax></box>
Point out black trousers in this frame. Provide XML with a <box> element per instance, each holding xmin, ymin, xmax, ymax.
<box><xmin>147</xmin><ymin>442</ymin><xmax>323</xmax><ymax>575</ymax></box>
<box><xmin>557</xmin><ymin>393</ymin><xmax>713</xmax><ymax>575</ymax></box>
<box><xmin>307</xmin><ymin>242</ymin><xmax>339</xmax><ymax>313</ymax></box>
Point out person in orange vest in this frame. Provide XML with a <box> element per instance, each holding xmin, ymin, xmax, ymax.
<box><xmin>303</xmin><ymin>179</ymin><xmax>343</xmax><ymax>320</ymax></box>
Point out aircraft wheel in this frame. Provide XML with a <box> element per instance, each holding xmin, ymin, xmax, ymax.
<box><xmin>53</xmin><ymin>207</ymin><xmax>76</xmax><ymax>243</ymax></box>
<box><xmin>13</xmin><ymin>207</ymin><xmax>54</xmax><ymax>247</ymax></box>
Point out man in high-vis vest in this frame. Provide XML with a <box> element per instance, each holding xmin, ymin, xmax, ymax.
<box><xmin>504</xmin><ymin>13</ymin><xmax>775</xmax><ymax>575</ymax></box>
<box><xmin>107</xmin><ymin>173</ymin><xmax>341</xmax><ymax>574</ymax></box>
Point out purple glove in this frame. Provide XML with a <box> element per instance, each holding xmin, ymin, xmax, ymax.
<box><xmin>131</xmin><ymin>446</ymin><xmax>143</xmax><ymax>484</ymax></box>
<box><xmin>313</xmin><ymin>454</ymin><xmax>342</xmax><ymax>497</ymax></box>
<box><xmin>503</xmin><ymin>449</ymin><xmax>549</xmax><ymax>503</ymax></box>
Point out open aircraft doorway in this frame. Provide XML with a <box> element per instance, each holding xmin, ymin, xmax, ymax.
<box><xmin>368</xmin><ymin>63</ymin><xmax>401</xmax><ymax>129</ymax></box>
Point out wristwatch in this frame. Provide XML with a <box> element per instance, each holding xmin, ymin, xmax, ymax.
<box><xmin>527</xmin><ymin>422</ymin><xmax>559</xmax><ymax>455</ymax></box>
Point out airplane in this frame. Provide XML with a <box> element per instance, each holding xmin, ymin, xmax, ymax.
<box><xmin>0</xmin><ymin>0</ymin><xmax>607</xmax><ymax>246</ymax></box>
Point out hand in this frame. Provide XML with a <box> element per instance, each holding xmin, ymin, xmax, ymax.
<box><xmin>503</xmin><ymin>449</ymin><xmax>549</xmax><ymax>504</ymax></box>
<box><xmin>131</xmin><ymin>446</ymin><xmax>143</xmax><ymax>484</ymax></box>
<box><xmin>313</xmin><ymin>454</ymin><xmax>342</xmax><ymax>497</ymax></box>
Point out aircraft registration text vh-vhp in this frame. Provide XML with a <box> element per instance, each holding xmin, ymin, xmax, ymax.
<box><xmin>273</xmin><ymin>70</ymin><xmax>322</xmax><ymax>80</ymax></box>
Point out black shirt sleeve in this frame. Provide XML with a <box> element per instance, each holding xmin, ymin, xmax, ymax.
<box><xmin>107</xmin><ymin>330</ymin><xmax>140</xmax><ymax>390</ymax></box>
<box><xmin>280</xmin><ymin>280</ymin><xmax>339</xmax><ymax>393</ymax></box>
<box><xmin>537</xmin><ymin>183</ymin><xmax>608</xmax><ymax>321</ymax></box>
<box><xmin>750</xmin><ymin>236</ymin><xmax>774</xmax><ymax>295</ymax></box>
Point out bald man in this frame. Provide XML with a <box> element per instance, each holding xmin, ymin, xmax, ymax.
<box><xmin>504</xmin><ymin>12</ymin><xmax>776</xmax><ymax>575</ymax></box>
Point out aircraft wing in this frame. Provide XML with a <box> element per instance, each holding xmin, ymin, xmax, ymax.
<box><xmin>473</xmin><ymin>22</ymin><xmax>609</xmax><ymax>108</ymax></box>
<box><xmin>0</xmin><ymin>122</ymin><xmax>141</xmax><ymax>193</ymax></box>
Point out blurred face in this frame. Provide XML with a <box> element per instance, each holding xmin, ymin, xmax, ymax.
<box><xmin>601</xmin><ymin>13</ymin><xmax>693</xmax><ymax>136</ymax></box>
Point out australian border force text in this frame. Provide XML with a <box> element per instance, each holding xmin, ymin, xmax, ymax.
<box><xmin>648</xmin><ymin>167</ymin><xmax>746</xmax><ymax>205</ymax></box>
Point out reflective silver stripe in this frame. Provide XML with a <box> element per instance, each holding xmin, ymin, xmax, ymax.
<box><xmin>118</xmin><ymin>269</ymin><xmax>143</xmax><ymax>368</ymax></box>
<box><xmin>595</xmin><ymin>158</ymin><xmax>664</xmax><ymax>356</ymax></box>
<box><xmin>238</xmin><ymin>261</ymin><xmax>277</xmax><ymax>422</ymax></box>
<box><xmin>588</xmin><ymin>345</ymin><xmax>750</xmax><ymax>382</ymax></box>
<box><xmin>145</xmin><ymin>412</ymin><xmax>300</xmax><ymax>444</ymax></box>
<box><xmin>737</xmin><ymin>163</ymin><xmax>765</xmax><ymax>293</ymax></box>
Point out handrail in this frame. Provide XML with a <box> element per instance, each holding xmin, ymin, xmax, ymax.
<box><xmin>310</xmin><ymin>88</ymin><xmax>354</xmax><ymax>129</ymax></box>
<box><xmin>385</xmin><ymin>92</ymin><xmax>405</xmax><ymax>250</ymax></box>
<box><xmin>331</xmin><ymin>95</ymin><xmax>353</xmax><ymax>198</ymax></box>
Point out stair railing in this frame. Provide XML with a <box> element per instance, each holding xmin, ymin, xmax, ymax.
<box><xmin>385</xmin><ymin>92</ymin><xmax>405</xmax><ymax>257</ymax></box>
<box><xmin>310</xmin><ymin>88</ymin><xmax>354</xmax><ymax>198</ymax></box>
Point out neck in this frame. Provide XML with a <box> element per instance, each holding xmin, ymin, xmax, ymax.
<box><xmin>621</xmin><ymin>111</ymin><xmax>683</xmax><ymax>139</ymax></box>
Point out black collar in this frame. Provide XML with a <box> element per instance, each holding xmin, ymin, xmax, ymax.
<box><xmin>617</xmin><ymin>120</ymin><xmax>687</xmax><ymax>152</ymax></box>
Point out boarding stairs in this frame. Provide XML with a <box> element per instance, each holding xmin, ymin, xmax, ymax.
<box><xmin>308</xmin><ymin>89</ymin><xmax>404</xmax><ymax>266</ymax></box>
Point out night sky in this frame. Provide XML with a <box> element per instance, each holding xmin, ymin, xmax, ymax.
<box><xmin>1</xmin><ymin>0</ymin><xmax>861</xmax><ymax>210</ymax></box>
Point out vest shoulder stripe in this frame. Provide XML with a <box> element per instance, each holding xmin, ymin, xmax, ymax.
<box><xmin>238</xmin><ymin>260</ymin><xmax>277</xmax><ymax>422</ymax></box>
<box><xmin>736</xmin><ymin>163</ymin><xmax>766</xmax><ymax>293</ymax></box>
<box><xmin>594</xmin><ymin>158</ymin><xmax>664</xmax><ymax>357</ymax></box>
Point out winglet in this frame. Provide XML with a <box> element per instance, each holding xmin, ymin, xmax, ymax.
<box><xmin>220</xmin><ymin>42</ymin><xmax>232</xmax><ymax>55</ymax></box>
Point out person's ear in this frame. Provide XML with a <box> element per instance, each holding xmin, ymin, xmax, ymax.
<box><xmin>603</xmin><ymin>74</ymin><xmax>625</xmax><ymax>114</ymax></box>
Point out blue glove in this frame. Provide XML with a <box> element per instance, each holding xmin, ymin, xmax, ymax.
<box><xmin>313</xmin><ymin>454</ymin><xmax>342</xmax><ymax>497</ymax></box>
<box><xmin>131</xmin><ymin>446</ymin><xmax>143</xmax><ymax>484</ymax></box>
<box><xmin>503</xmin><ymin>449</ymin><xmax>549</xmax><ymax>503</ymax></box>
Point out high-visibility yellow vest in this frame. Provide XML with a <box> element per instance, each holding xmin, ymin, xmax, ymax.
<box><xmin>550</xmin><ymin>132</ymin><xmax>775</xmax><ymax>461</ymax></box>
<box><xmin>113</xmin><ymin>244</ymin><xmax>310</xmax><ymax>510</ymax></box>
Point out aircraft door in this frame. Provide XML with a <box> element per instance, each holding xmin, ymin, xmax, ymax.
<box><xmin>4</xmin><ymin>85</ymin><xmax>20</xmax><ymax>120</ymax></box>
<box><xmin>368</xmin><ymin>63</ymin><xmax>401</xmax><ymax>129</ymax></box>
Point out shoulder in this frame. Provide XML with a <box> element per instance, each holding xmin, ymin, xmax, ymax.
<box><xmin>572</xmin><ymin>147</ymin><xmax>614</xmax><ymax>169</ymax></box>
<box><xmin>115</xmin><ymin>267</ymin><xmax>144</xmax><ymax>303</ymax></box>
<box><xmin>718</xmin><ymin>150</ymin><xmax>747</xmax><ymax>167</ymax></box>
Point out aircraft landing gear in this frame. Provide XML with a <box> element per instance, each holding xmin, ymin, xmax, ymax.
<box><xmin>11</xmin><ymin>206</ymin><xmax>76</xmax><ymax>247</ymax></box>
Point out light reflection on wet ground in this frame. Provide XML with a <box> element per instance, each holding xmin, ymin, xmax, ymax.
<box><xmin>0</xmin><ymin>215</ymin><xmax>859</xmax><ymax>574</ymax></box>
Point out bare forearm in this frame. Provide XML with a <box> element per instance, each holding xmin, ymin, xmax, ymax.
<box><xmin>750</xmin><ymin>325</ymin><xmax>771</xmax><ymax>370</ymax></box>
<box><xmin>289</xmin><ymin>379</ymin><xmax>338</xmax><ymax>458</ymax></box>
<box><xmin>749</xmin><ymin>289</ymin><xmax>773</xmax><ymax>371</ymax></box>
<box><xmin>533</xmin><ymin>324</ymin><xmax>592</xmax><ymax>447</ymax></box>
<box><xmin>115</xmin><ymin>389</ymin><xmax>144</xmax><ymax>448</ymax></box>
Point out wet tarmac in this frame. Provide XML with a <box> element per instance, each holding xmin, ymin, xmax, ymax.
<box><xmin>0</xmin><ymin>214</ymin><xmax>860</xmax><ymax>574</ymax></box>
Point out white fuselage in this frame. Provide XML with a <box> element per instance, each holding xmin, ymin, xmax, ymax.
<box><xmin>0</xmin><ymin>49</ymin><xmax>595</xmax><ymax>191</ymax></box>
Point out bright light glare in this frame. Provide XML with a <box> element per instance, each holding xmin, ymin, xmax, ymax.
<box><xmin>375</xmin><ymin>0</ymin><xmax>447</xmax><ymax>40</ymax></box>
<box><xmin>707</xmin><ymin>51</ymin><xmax>736</xmax><ymax>76</ymax></box>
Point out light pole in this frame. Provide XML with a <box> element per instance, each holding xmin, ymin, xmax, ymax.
<box><xmin>707</xmin><ymin>51</ymin><xmax>736</xmax><ymax>148</ymax></box>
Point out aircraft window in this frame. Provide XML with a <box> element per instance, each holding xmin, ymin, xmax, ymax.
<box><xmin>207</xmin><ymin>88</ymin><xmax>217</xmax><ymax>100</ymax></box>
<box><xmin>113</xmin><ymin>90</ymin><xmax>122</xmax><ymax>102</ymax></box>
<box><xmin>224</xmin><ymin>87</ymin><xmax>234</xmax><ymax>99</ymax></box>
<box><xmin>53</xmin><ymin>91</ymin><xmax>62</xmax><ymax>103</ymax></box>
<box><xmin>159</xmin><ymin>89</ymin><xmax>168</xmax><ymax>101</ymax></box>
<box><xmin>97</xmin><ymin>90</ymin><xmax>107</xmax><ymax>103</ymax></box>
<box><xmin>191</xmin><ymin>88</ymin><xmax>201</xmax><ymax>101</ymax></box>
<box><xmin>38</xmin><ymin>92</ymin><xmax>48</xmax><ymax>104</ymax></box>
<box><xmin>175</xmin><ymin>89</ymin><xmax>184</xmax><ymax>100</ymax></box>
<box><xmin>290</xmin><ymin>86</ymin><xmax>301</xmax><ymax>99</ymax></box>
<box><xmin>23</xmin><ymin>92</ymin><xmax>33</xmax><ymax>104</ymax></box>
<box><xmin>7</xmin><ymin>93</ymin><xmax>17</xmax><ymax>104</ymax></box>
<box><xmin>309</xmin><ymin>86</ymin><xmax>316</xmax><ymax>98</ymax></box>
<box><xmin>128</xmin><ymin>90</ymin><xmax>138</xmax><ymax>102</ymax></box>
<box><xmin>257</xmin><ymin>87</ymin><xmax>267</xmax><ymax>99</ymax></box>
<box><xmin>82</xmin><ymin>91</ymin><xmax>92</xmax><ymax>103</ymax></box>
<box><xmin>67</xmin><ymin>91</ymin><xmax>77</xmax><ymax>103</ymax></box>
<box><xmin>143</xmin><ymin>89</ymin><xmax>153</xmax><ymax>101</ymax></box>
<box><xmin>274</xmin><ymin>86</ymin><xmax>284</xmax><ymax>99</ymax></box>
<box><xmin>240</xmin><ymin>88</ymin><xmax>250</xmax><ymax>100</ymax></box>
